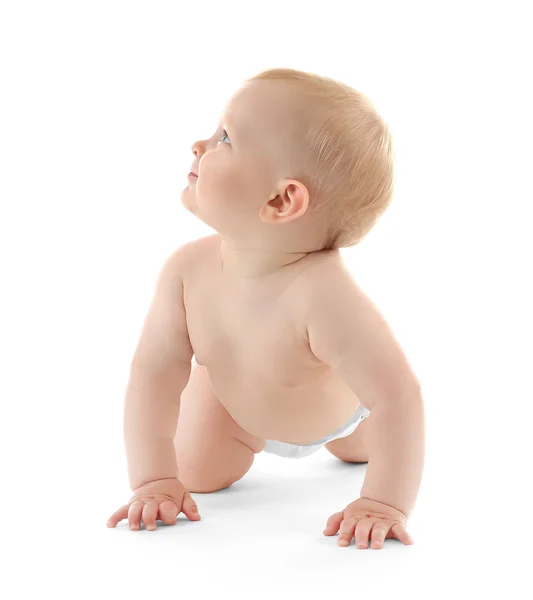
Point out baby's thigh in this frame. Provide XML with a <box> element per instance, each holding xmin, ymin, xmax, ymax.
<box><xmin>174</xmin><ymin>361</ymin><xmax>264</xmax><ymax>493</ymax></box>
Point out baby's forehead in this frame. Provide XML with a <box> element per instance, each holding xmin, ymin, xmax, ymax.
<box><xmin>222</xmin><ymin>81</ymin><xmax>297</xmax><ymax>138</ymax></box>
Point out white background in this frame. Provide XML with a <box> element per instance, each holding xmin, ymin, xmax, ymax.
<box><xmin>1</xmin><ymin>1</ymin><xmax>531</xmax><ymax>598</ymax></box>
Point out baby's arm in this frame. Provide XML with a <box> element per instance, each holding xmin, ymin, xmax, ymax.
<box><xmin>123</xmin><ymin>246</ymin><xmax>194</xmax><ymax>491</ymax></box>
<box><xmin>303</xmin><ymin>265</ymin><xmax>425</xmax><ymax>518</ymax></box>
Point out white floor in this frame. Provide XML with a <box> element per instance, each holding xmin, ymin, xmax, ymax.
<box><xmin>7</xmin><ymin>406</ymin><xmax>529</xmax><ymax>599</ymax></box>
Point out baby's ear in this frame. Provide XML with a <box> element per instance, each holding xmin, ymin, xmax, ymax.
<box><xmin>259</xmin><ymin>180</ymin><xmax>306</xmax><ymax>223</ymax></box>
<box><xmin>276</xmin><ymin>178</ymin><xmax>310</xmax><ymax>220</ymax></box>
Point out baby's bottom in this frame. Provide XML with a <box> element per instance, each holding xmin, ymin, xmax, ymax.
<box><xmin>263</xmin><ymin>403</ymin><xmax>370</xmax><ymax>459</ymax></box>
<box><xmin>174</xmin><ymin>361</ymin><xmax>265</xmax><ymax>493</ymax></box>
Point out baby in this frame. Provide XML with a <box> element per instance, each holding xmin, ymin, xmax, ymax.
<box><xmin>106</xmin><ymin>68</ymin><xmax>425</xmax><ymax>550</ymax></box>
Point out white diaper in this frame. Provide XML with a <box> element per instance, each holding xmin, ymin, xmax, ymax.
<box><xmin>262</xmin><ymin>404</ymin><xmax>371</xmax><ymax>459</ymax></box>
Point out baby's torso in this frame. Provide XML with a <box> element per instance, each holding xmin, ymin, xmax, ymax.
<box><xmin>181</xmin><ymin>234</ymin><xmax>362</xmax><ymax>444</ymax></box>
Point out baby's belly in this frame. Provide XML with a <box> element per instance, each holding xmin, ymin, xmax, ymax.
<box><xmin>205</xmin><ymin>361</ymin><xmax>362</xmax><ymax>444</ymax></box>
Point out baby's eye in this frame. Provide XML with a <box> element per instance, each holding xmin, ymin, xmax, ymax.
<box><xmin>220</xmin><ymin>129</ymin><xmax>231</xmax><ymax>145</ymax></box>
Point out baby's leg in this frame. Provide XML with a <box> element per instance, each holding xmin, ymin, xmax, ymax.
<box><xmin>174</xmin><ymin>361</ymin><xmax>265</xmax><ymax>493</ymax></box>
<box><xmin>325</xmin><ymin>417</ymin><xmax>370</xmax><ymax>463</ymax></box>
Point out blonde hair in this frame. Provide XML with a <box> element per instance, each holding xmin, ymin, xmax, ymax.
<box><xmin>245</xmin><ymin>68</ymin><xmax>395</xmax><ymax>249</ymax></box>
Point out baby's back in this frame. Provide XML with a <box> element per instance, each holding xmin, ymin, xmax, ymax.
<box><xmin>181</xmin><ymin>234</ymin><xmax>362</xmax><ymax>444</ymax></box>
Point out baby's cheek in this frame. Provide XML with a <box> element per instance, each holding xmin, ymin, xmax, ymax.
<box><xmin>201</xmin><ymin>155</ymin><xmax>229</xmax><ymax>187</ymax></box>
<box><xmin>216</xmin><ymin>171</ymin><xmax>248</xmax><ymax>202</ymax></box>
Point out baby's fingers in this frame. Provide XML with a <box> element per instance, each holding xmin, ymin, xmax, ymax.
<box><xmin>142</xmin><ymin>500</ymin><xmax>160</xmax><ymax>530</ymax></box>
<box><xmin>323</xmin><ymin>511</ymin><xmax>343</xmax><ymax>535</ymax></box>
<box><xmin>158</xmin><ymin>500</ymin><xmax>178</xmax><ymax>525</ymax></box>
<box><xmin>128</xmin><ymin>500</ymin><xmax>145</xmax><ymax>530</ymax></box>
<box><xmin>106</xmin><ymin>505</ymin><xmax>128</xmax><ymax>528</ymax></box>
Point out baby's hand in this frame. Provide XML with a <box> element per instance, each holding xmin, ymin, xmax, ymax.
<box><xmin>106</xmin><ymin>477</ymin><xmax>201</xmax><ymax>531</ymax></box>
<box><xmin>323</xmin><ymin>497</ymin><xmax>414</xmax><ymax>549</ymax></box>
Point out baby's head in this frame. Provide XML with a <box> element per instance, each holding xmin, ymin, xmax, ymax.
<box><xmin>183</xmin><ymin>67</ymin><xmax>394</xmax><ymax>251</ymax></box>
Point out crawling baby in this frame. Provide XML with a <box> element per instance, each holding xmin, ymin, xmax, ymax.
<box><xmin>106</xmin><ymin>67</ymin><xmax>425</xmax><ymax>550</ymax></box>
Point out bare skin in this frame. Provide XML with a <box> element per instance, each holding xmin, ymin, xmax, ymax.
<box><xmin>107</xmin><ymin>78</ymin><xmax>423</xmax><ymax>547</ymax></box>
<box><xmin>181</xmin><ymin>233</ymin><xmax>363</xmax><ymax>446</ymax></box>
<box><xmin>106</xmin><ymin>233</ymin><xmax>367</xmax><ymax>531</ymax></box>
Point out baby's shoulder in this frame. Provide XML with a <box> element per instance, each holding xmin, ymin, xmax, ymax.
<box><xmin>293</xmin><ymin>250</ymin><xmax>375</xmax><ymax>320</ymax></box>
<box><xmin>173</xmin><ymin>234</ymin><xmax>219</xmax><ymax>268</ymax></box>
<box><xmin>294</xmin><ymin>248</ymin><xmax>350</xmax><ymax>291</ymax></box>
<box><xmin>179</xmin><ymin>233</ymin><xmax>219</xmax><ymax>254</ymax></box>
<box><xmin>155</xmin><ymin>235</ymin><xmax>218</xmax><ymax>293</ymax></box>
